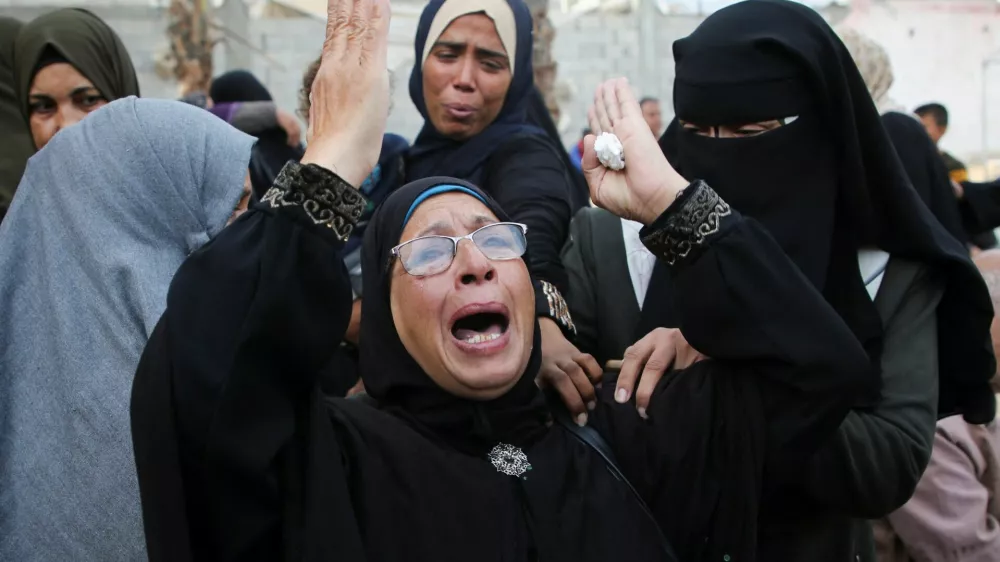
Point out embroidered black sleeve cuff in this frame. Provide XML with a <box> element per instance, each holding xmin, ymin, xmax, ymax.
<box><xmin>259</xmin><ymin>162</ymin><xmax>367</xmax><ymax>242</ymax></box>
<box><xmin>535</xmin><ymin>279</ymin><xmax>577</xmax><ymax>336</ymax></box>
<box><xmin>639</xmin><ymin>180</ymin><xmax>733</xmax><ymax>267</ymax></box>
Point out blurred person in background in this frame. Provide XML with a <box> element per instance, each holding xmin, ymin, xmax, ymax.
<box><xmin>210</xmin><ymin>70</ymin><xmax>305</xmax><ymax>198</ymax></box>
<box><xmin>13</xmin><ymin>8</ymin><xmax>139</xmax><ymax>152</ymax></box>
<box><xmin>839</xmin><ymin>28</ymin><xmax>968</xmax><ymax>247</ymax></box>
<box><xmin>874</xmin><ymin>250</ymin><xmax>1000</xmax><ymax>562</ymax></box>
<box><xmin>179</xmin><ymin>90</ymin><xmax>303</xmax><ymax>154</ymax></box>
<box><xmin>915</xmin><ymin>102</ymin><xmax>998</xmax><ymax>250</ymax></box>
<box><xmin>568</xmin><ymin>127</ymin><xmax>590</xmax><ymax>172</ymax></box>
<box><xmin>640</xmin><ymin>96</ymin><xmax>663</xmax><ymax>137</ymax></box>
<box><xmin>0</xmin><ymin>16</ymin><xmax>33</xmax><ymax>223</ymax></box>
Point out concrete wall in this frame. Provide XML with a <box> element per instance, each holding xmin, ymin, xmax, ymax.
<box><xmin>5</xmin><ymin>0</ymin><xmax>1000</xmax><ymax>163</ymax></box>
<box><xmin>839</xmin><ymin>0</ymin><xmax>1000</xmax><ymax>165</ymax></box>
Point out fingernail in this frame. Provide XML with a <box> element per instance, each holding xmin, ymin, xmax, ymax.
<box><xmin>595</xmin><ymin>382</ymin><xmax>603</xmax><ymax>390</ymax></box>
<box><xmin>587</xmin><ymin>401</ymin><xmax>596</xmax><ymax>411</ymax></box>
<box><xmin>638</xmin><ymin>407</ymin><xmax>648</xmax><ymax>420</ymax></box>
<box><xmin>615</xmin><ymin>388</ymin><xmax>629</xmax><ymax>403</ymax></box>
<box><xmin>576</xmin><ymin>413</ymin><xmax>588</xmax><ymax>427</ymax></box>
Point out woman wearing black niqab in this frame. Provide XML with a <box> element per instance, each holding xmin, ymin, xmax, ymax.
<box><xmin>131</xmin><ymin>1</ymin><xmax>882</xmax><ymax>560</ymax></box>
<box><xmin>651</xmin><ymin>0</ymin><xmax>996</xmax><ymax>559</ymax></box>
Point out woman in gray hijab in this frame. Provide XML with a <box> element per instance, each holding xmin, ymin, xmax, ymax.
<box><xmin>0</xmin><ymin>97</ymin><xmax>253</xmax><ymax>561</ymax></box>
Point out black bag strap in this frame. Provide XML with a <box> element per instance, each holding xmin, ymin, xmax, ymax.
<box><xmin>553</xmin><ymin>412</ymin><xmax>678</xmax><ymax>561</ymax></box>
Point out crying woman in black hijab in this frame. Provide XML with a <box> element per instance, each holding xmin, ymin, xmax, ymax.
<box><xmin>648</xmin><ymin>0</ymin><xmax>995</xmax><ymax>559</ymax></box>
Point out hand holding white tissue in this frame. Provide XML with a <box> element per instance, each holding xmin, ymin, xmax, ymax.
<box><xmin>583</xmin><ymin>78</ymin><xmax>689</xmax><ymax>225</ymax></box>
<box><xmin>594</xmin><ymin>132</ymin><xmax>625</xmax><ymax>171</ymax></box>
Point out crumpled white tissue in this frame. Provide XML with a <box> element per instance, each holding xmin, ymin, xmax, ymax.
<box><xmin>594</xmin><ymin>132</ymin><xmax>625</xmax><ymax>171</ymax></box>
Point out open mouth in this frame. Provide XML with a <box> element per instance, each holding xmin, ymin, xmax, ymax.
<box><xmin>450</xmin><ymin>308</ymin><xmax>510</xmax><ymax>345</ymax></box>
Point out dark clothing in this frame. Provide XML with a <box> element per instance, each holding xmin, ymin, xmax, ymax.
<box><xmin>210</xmin><ymin>70</ymin><xmax>304</xmax><ymax>199</ymax></box>
<box><xmin>0</xmin><ymin>17</ymin><xmax>32</xmax><ymax>221</ymax></box>
<box><xmin>942</xmin><ymin>151</ymin><xmax>968</xmax><ymax>181</ymax></box>
<box><xmin>405</xmin><ymin>1</ymin><xmax>582</xmax><ymax>328</ymax></box>
<box><xmin>663</xmin><ymin>0</ymin><xmax>994</xmax><ymax>424</ymax></box>
<box><xmin>524</xmin><ymin>86</ymin><xmax>590</xmax><ymax>209</ymax></box>
<box><xmin>879</xmin><ymin>112</ymin><xmax>966</xmax><ymax>244</ymax></box>
<box><xmin>561</xmin><ymin>207</ymin><xmax>640</xmax><ymax>365</ymax></box>
<box><xmin>962</xmin><ymin>179</ymin><xmax>1000</xmax><ymax>236</ymax></box>
<box><xmin>13</xmin><ymin>9</ymin><xmax>139</xmax><ymax>123</ymax></box>
<box><xmin>131</xmin><ymin>164</ymin><xmax>868</xmax><ymax>561</ymax></box>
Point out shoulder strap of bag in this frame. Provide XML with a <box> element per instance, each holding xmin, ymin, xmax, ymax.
<box><xmin>553</xmin><ymin>410</ymin><xmax>677</xmax><ymax>560</ymax></box>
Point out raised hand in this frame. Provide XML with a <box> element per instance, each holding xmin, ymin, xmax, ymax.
<box><xmin>301</xmin><ymin>0</ymin><xmax>391</xmax><ymax>187</ymax></box>
<box><xmin>584</xmin><ymin>78</ymin><xmax>688</xmax><ymax>225</ymax></box>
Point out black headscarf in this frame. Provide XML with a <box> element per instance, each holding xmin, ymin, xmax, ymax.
<box><xmin>359</xmin><ymin>176</ymin><xmax>549</xmax><ymax>453</ymax></box>
<box><xmin>0</xmin><ymin>16</ymin><xmax>32</xmax><ymax>220</ymax></box>
<box><xmin>406</xmin><ymin>0</ymin><xmax>547</xmax><ymax>184</ymax></box>
<box><xmin>658</xmin><ymin>0</ymin><xmax>995</xmax><ymax>423</ymax></box>
<box><xmin>13</xmin><ymin>9</ymin><xmax>139</xmax><ymax>126</ymax></box>
<box><xmin>524</xmin><ymin>86</ymin><xmax>590</xmax><ymax>208</ymax></box>
<box><xmin>210</xmin><ymin>70</ymin><xmax>304</xmax><ymax>198</ymax></box>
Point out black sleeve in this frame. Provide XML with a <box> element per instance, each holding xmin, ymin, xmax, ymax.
<box><xmin>589</xmin><ymin>181</ymin><xmax>870</xmax><ymax>560</ymax></box>
<box><xmin>560</xmin><ymin>208</ymin><xmax>600</xmax><ymax>356</ymax></box>
<box><xmin>485</xmin><ymin>136</ymin><xmax>577</xmax><ymax>332</ymax></box>
<box><xmin>131</xmin><ymin>162</ymin><xmax>365</xmax><ymax>561</ymax></box>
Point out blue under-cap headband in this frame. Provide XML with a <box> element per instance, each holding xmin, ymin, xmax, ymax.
<box><xmin>402</xmin><ymin>184</ymin><xmax>488</xmax><ymax>226</ymax></box>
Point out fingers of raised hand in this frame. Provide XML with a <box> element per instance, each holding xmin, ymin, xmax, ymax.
<box><xmin>594</xmin><ymin>81</ymin><xmax>615</xmax><ymax>135</ymax></box>
<box><xmin>613</xmin><ymin>77</ymin><xmax>642</xmax><ymax>124</ymax></box>
<box><xmin>602</xmin><ymin>79</ymin><xmax>625</xmax><ymax>128</ymax></box>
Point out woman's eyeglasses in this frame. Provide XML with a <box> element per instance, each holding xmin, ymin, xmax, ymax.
<box><xmin>391</xmin><ymin>222</ymin><xmax>528</xmax><ymax>277</ymax></box>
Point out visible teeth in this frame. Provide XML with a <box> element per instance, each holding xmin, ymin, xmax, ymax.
<box><xmin>465</xmin><ymin>332</ymin><xmax>502</xmax><ymax>344</ymax></box>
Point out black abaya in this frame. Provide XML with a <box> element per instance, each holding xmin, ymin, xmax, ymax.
<box><xmin>133</xmin><ymin>154</ymin><xmax>876</xmax><ymax>561</ymax></box>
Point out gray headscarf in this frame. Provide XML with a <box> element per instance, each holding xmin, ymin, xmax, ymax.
<box><xmin>0</xmin><ymin>97</ymin><xmax>253</xmax><ymax>560</ymax></box>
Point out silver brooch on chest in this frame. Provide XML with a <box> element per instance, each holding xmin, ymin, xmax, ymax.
<box><xmin>488</xmin><ymin>443</ymin><xmax>532</xmax><ymax>477</ymax></box>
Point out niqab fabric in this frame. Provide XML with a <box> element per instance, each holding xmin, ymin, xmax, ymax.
<box><xmin>13</xmin><ymin>8</ymin><xmax>139</xmax><ymax>124</ymax></box>
<box><xmin>406</xmin><ymin>0</ymin><xmax>546</xmax><ymax>184</ymax></box>
<box><xmin>210</xmin><ymin>70</ymin><xmax>304</xmax><ymax>198</ymax></box>
<box><xmin>0</xmin><ymin>97</ymin><xmax>253</xmax><ymax>561</ymax></box>
<box><xmin>0</xmin><ymin>17</ymin><xmax>32</xmax><ymax>220</ymax></box>
<box><xmin>658</xmin><ymin>0</ymin><xmax>995</xmax><ymax>423</ymax></box>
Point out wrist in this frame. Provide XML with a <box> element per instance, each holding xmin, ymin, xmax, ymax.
<box><xmin>638</xmin><ymin>167</ymin><xmax>689</xmax><ymax>226</ymax></box>
<box><xmin>301</xmin><ymin>137</ymin><xmax>370</xmax><ymax>188</ymax></box>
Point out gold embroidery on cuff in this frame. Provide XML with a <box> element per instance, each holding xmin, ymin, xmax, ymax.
<box><xmin>541</xmin><ymin>280</ymin><xmax>576</xmax><ymax>335</ymax></box>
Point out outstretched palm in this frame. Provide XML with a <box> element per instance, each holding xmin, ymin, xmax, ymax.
<box><xmin>582</xmin><ymin>78</ymin><xmax>687</xmax><ymax>225</ymax></box>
